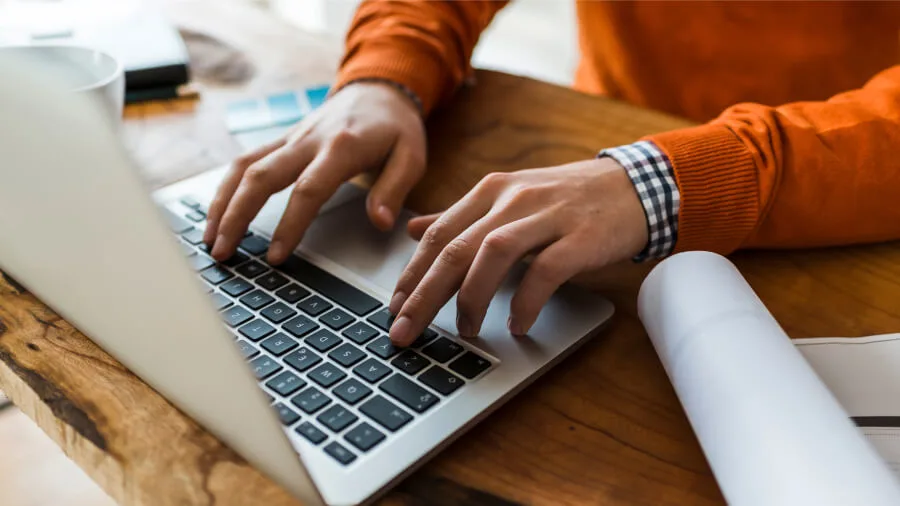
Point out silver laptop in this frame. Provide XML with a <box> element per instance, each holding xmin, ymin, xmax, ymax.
<box><xmin>0</xmin><ymin>57</ymin><xmax>614</xmax><ymax>505</ymax></box>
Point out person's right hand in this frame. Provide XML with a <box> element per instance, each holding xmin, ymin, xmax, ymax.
<box><xmin>204</xmin><ymin>81</ymin><xmax>426</xmax><ymax>265</ymax></box>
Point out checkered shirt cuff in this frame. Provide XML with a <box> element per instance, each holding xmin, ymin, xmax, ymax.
<box><xmin>600</xmin><ymin>140</ymin><xmax>680</xmax><ymax>262</ymax></box>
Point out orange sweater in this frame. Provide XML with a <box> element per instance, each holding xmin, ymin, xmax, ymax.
<box><xmin>336</xmin><ymin>1</ymin><xmax>900</xmax><ymax>254</ymax></box>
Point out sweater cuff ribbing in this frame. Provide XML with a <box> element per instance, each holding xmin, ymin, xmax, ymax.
<box><xmin>646</xmin><ymin>124</ymin><xmax>760</xmax><ymax>255</ymax></box>
<box><xmin>335</xmin><ymin>40</ymin><xmax>450</xmax><ymax>115</ymax></box>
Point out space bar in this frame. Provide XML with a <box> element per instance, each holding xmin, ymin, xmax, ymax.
<box><xmin>278</xmin><ymin>255</ymin><xmax>381</xmax><ymax>316</ymax></box>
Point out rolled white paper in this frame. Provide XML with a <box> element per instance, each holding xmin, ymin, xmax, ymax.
<box><xmin>638</xmin><ymin>251</ymin><xmax>900</xmax><ymax>506</ymax></box>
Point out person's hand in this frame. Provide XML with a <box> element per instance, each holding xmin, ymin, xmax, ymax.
<box><xmin>204</xmin><ymin>81</ymin><xmax>426</xmax><ymax>264</ymax></box>
<box><xmin>387</xmin><ymin>157</ymin><xmax>649</xmax><ymax>345</ymax></box>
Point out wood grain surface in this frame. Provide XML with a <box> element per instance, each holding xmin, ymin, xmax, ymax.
<box><xmin>4</xmin><ymin>1</ymin><xmax>900</xmax><ymax>505</ymax></box>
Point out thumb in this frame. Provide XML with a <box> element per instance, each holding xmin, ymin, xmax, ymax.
<box><xmin>367</xmin><ymin>138</ymin><xmax>426</xmax><ymax>230</ymax></box>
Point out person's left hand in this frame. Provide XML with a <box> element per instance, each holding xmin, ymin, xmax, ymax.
<box><xmin>387</xmin><ymin>157</ymin><xmax>649</xmax><ymax>346</ymax></box>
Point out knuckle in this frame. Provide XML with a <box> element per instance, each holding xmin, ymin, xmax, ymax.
<box><xmin>439</xmin><ymin>237</ymin><xmax>474</xmax><ymax>268</ymax></box>
<box><xmin>292</xmin><ymin>177</ymin><xmax>327</xmax><ymax>200</ymax></box>
<box><xmin>421</xmin><ymin>224</ymin><xmax>448</xmax><ymax>249</ymax></box>
<box><xmin>482</xmin><ymin>230</ymin><xmax>518</xmax><ymax>257</ymax></box>
<box><xmin>328</xmin><ymin>128</ymin><xmax>361</xmax><ymax>150</ymax></box>
<box><xmin>243</xmin><ymin>164</ymin><xmax>270</xmax><ymax>187</ymax></box>
<box><xmin>478</xmin><ymin>172</ymin><xmax>510</xmax><ymax>192</ymax></box>
<box><xmin>233</xmin><ymin>153</ymin><xmax>256</xmax><ymax>169</ymax></box>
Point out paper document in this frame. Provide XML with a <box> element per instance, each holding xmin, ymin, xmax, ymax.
<box><xmin>638</xmin><ymin>251</ymin><xmax>900</xmax><ymax>506</ymax></box>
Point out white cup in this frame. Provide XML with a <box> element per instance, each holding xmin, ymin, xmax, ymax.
<box><xmin>0</xmin><ymin>45</ymin><xmax>125</xmax><ymax>119</ymax></box>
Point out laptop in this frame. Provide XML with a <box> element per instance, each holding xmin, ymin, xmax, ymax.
<box><xmin>0</xmin><ymin>57</ymin><xmax>614</xmax><ymax>505</ymax></box>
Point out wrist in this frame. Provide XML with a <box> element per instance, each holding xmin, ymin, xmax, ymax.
<box><xmin>593</xmin><ymin>157</ymin><xmax>651</xmax><ymax>259</ymax></box>
<box><xmin>335</xmin><ymin>79</ymin><xmax>423</xmax><ymax>117</ymax></box>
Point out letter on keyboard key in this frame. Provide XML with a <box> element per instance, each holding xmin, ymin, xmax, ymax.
<box><xmin>308</xmin><ymin>362</ymin><xmax>347</xmax><ymax>388</ymax></box>
<box><xmin>260</xmin><ymin>332</ymin><xmax>299</xmax><ymax>356</ymax></box>
<box><xmin>366</xmin><ymin>336</ymin><xmax>400</xmax><ymax>359</ymax></box>
<box><xmin>353</xmin><ymin>358</ymin><xmax>391</xmax><ymax>384</ymax></box>
<box><xmin>297</xmin><ymin>295</ymin><xmax>331</xmax><ymax>317</ymax></box>
<box><xmin>266</xmin><ymin>370</ymin><xmax>306</xmax><ymax>397</ymax></box>
<box><xmin>379</xmin><ymin>374</ymin><xmax>439</xmax><ymax>413</ymax></box>
<box><xmin>391</xmin><ymin>350</ymin><xmax>429</xmax><ymax>375</ymax></box>
<box><xmin>273</xmin><ymin>403</ymin><xmax>301</xmax><ymax>426</ymax></box>
<box><xmin>328</xmin><ymin>343</ymin><xmax>366</xmax><ymax>368</ymax></box>
<box><xmin>249</xmin><ymin>355</ymin><xmax>282</xmax><ymax>380</ymax></box>
<box><xmin>240</xmin><ymin>289</ymin><xmax>275</xmax><ymax>310</ymax></box>
<box><xmin>317</xmin><ymin>404</ymin><xmax>358</xmax><ymax>433</ymax></box>
<box><xmin>274</xmin><ymin>283</ymin><xmax>309</xmax><ymax>304</ymax></box>
<box><xmin>342</xmin><ymin>322</ymin><xmax>378</xmax><ymax>344</ymax></box>
<box><xmin>305</xmin><ymin>329</ymin><xmax>342</xmax><ymax>353</ymax></box>
<box><xmin>222</xmin><ymin>306</ymin><xmax>253</xmax><ymax>327</ymax></box>
<box><xmin>333</xmin><ymin>378</ymin><xmax>372</xmax><ymax>405</ymax></box>
<box><xmin>220</xmin><ymin>278</ymin><xmax>253</xmax><ymax>297</ymax></box>
<box><xmin>238</xmin><ymin>319</ymin><xmax>276</xmax><ymax>342</ymax></box>
<box><xmin>283</xmin><ymin>347</ymin><xmax>322</xmax><ymax>372</ymax></box>
<box><xmin>282</xmin><ymin>315</ymin><xmax>318</xmax><ymax>338</ymax></box>
<box><xmin>260</xmin><ymin>302</ymin><xmax>297</xmax><ymax>324</ymax></box>
<box><xmin>359</xmin><ymin>395</ymin><xmax>412</xmax><ymax>432</ymax></box>
<box><xmin>291</xmin><ymin>386</ymin><xmax>332</xmax><ymax>414</ymax></box>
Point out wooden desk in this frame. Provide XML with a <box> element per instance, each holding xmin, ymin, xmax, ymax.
<box><xmin>4</xmin><ymin>2</ymin><xmax>900</xmax><ymax>505</ymax></box>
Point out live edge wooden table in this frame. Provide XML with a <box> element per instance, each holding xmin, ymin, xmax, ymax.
<box><xmin>3</xmin><ymin>2</ymin><xmax>900</xmax><ymax>506</ymax></box>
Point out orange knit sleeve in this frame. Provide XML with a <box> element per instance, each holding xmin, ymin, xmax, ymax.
<box><xmin>647</xmin><ymin>65</ymin><xmax>900</xmax><ymax>254</ymax></box>
<box><xmin>335</xmin><ymin>0</ymin><xmax>509</xmax><ymax>115</ymax></box>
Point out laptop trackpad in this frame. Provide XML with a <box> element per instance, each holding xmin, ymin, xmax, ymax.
<box><xmin>298</xmin><ymin>192</ymin><xmax>420</xmax><ymax>299</ymax></box>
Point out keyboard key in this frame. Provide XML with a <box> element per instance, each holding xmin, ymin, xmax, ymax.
<box><xmin>411</xmin><ymin>328</ymin><xmax>439</xmax><ymax>348</ymax></box>
<box><xmin>366</xmin><ymin>307</ymin><xmax>393</xmax><ymax>332</ymax></box>
<box><xmin>297</xmin><ymin>295</ymin><xmax>332</xmax><ymax>317</ymax></box>
<box><xmin>333</xmin><ymin>378</ymin><xmax>372</xmax><ymax>405</ymax></box>
<box><xmin>317</xmin><ymin>404</ymin><xmax>358</xmax><ymax>433</ymax></box>
<box><xmin>353</xmin><ymin>358</ymin><xmax>392</xmax><ymax>384</ymax></box>
<box><xmin>344</xmin><ymin>422</ymin><xmax>385</xmax><ymax>452</ymax></box>
<box><xmin>181</xmin><ymin>228</ymin><xmax>205</xmax><ymax>245</ymax></box>
<box><xmin>180</xmin><ymin>196</ymin><xmax>202</xmax><ymax>210</ymax></box>
<box><xmin>342</xmin><ymin>321</ymin><xmax>378</xmax><ymax>344</ymax></box>
<box><xmin>418</xmin><ymin>366</ymin><xmax>464</xmax><ymax>395</ymax></box>
<box><xmin>279</xmin><ymin>256</ymin><xmax>380</xmax><ymax>316</ymax></box>
<box><xmin>221</xmin><ymin>277</ymin><xmax>254</xmax><ymax>297</ymax></box>
<box><xmin>291</xmin><ymin>386</ymin><xmax>332</xmax><ymax>414</ymax></box>
<box><xmin>260</xmin><ymin>332</ymin><xmax>299</xmax><ymax>356</ymax></box>
<box><xmin>324</xmin><ymin>441</ymin><xmax>356</xmax><ymax>465</ymax></box>
<box><xmin>274</xmin><ymin>403</ymin><xmax>301</xmax><ymax>426</ymax></box>
<box><xmin>162</xmin><ymin>207</ymin><xmax>193</xmax><ymax>234</ymax></box>
<box><xmin>421</xmin><ymin>338</ymin><xmax>464</xmax><ymax>363</ymax></box>
<box><xmin>211</xmin><ymin>292</ymin><xmax>233</xmax><ymax>311</ymax></box>
<box><xmin>449</xmin><ymin>351</ymin><xmax>492</xmax><ymax>379</ymax></box>
<box><xmin>201</xmin><ymin>265</ymin><xmax>233</xmax><ymax>285</ymax></box>
<box><xmin>235</xmin><ymin>339</ymin><xmax>259</xmax><ymax>359</ymax></box>
<box><xmin>391</xmin><ymin>350</ymin><xmax>429</xmax><ymax>375</ymax></box>
<box><xmin>179</xmin><ymin>242</ymin><xmax>196</xmax><ymax>256</ymax></box>
<box><xmin>320</xmin><ymin>308</ymin><xmax>354</xmax><ymax>330</ymax></box>
<box><xmin>274</xmin><ymin>283</ymin><xmax>310</xmax><ymax>304</ymax></box>
<box><xmin>379</xmin><ymin>374</ymin><xmax>439</xmax><ymax>413</ymax></box>
<box><xmin>236</xmin><ymin>261</ymin><xmax>269</xmax><ymax>278</ymax></box>
<box><xmin>188</xmin><ymin>254</ymin><xmax>215</xmax><ymax>272</ymax></box>
<box><xmin>295</xmin><ymin>421</ymin><xmax>327</xmax><ymax>444</ymax></box>
<box><xmin>284</xmin><ymin>347</ymin><xmax>322</xmax><ymax>372</ymax></box>
<box><xmin>359</xmin><ymin>395</ymin><xmax>412</xmax><ymax>432</ymax></box>
<box><xmin>240</xmin><ymin>289</ymin><xmax>274</xmax><ymax>310</ymax></box>
<box><xmin>260</xmin><ymin>302</ymin><xmax>297</xmax><ymax>324</ymax></box>
<box><xmin>222</xmin><ymin>306</ymin><xmax>253</xmax><ymax>327</ymax></box>
<box><xmin>256</xmin><ymin>272</ymin><xmax>289</xmax><ymax>291</ymax></box>
<box><xmin>265</xmin><ymin>393</ymin><xmax>275</xmax><ymax>404</ymax></box>
<box><xmin>305</xmin><ymin>328</ymin><xmax>342</xmax><ymax>352</ymax></box>
<box><xmin>282</xmin><ymin>315</ymin><xmax>319</xmax><ymax>338</ymax></box>
<box><xmin>222</xmin><ymin>252</ymin><xmax>250</xmax><ymax>268</ymax></box>
<box><xmin>366</xmin><ymin>336</ymin><xmax>400</xmax><ymax>359</ymax></box>
<box><xmin>308</xmin><ymin>362</ymin><xmax>347</xmax><ymax>388</ymax></box>
<box><xmin>239</xmin><ymin>234</ymin><xmax>269</xmax><ymax>256</ymax></box>
<box><xmin>185</xmin><ymin>210</ymin><xmax>206</xmax><ymax>222</ymax></box>
<box><xmin>238</xmin><ymin>319</ymin><xmax>276</xmax><ymax>342</ymax></box>
<box><xmin>266</xmin><ymin>370</ymin><xmax>307</xmax><ymax>397</ymax></box>
<box><xmin>329</xmin><ymin>343</ymin><xmax>366</xmax><ymax>368</ymax></box>
<box><xmin>249</xmin><ymin>355</ymin><xmax>283</xmax><ymax>380</ymax></box>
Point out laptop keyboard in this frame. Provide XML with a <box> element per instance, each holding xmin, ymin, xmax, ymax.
<box><xmin>162</xmin><ymin>197</ymin><xmax>494</xmax><ymax>467</ymax></box>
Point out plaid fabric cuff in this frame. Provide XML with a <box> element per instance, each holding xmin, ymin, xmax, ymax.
<box><xmin>600</xmin><ymin>140</ymin><xmax>680</xmax><ymax>261</ymax></box>
<box><xmin>332</xmin><ymin>78</ymin><xmax>424</xmax><ymax>115</ymax></box>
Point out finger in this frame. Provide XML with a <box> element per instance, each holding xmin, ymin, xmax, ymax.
<box><xmin>204</xmin><ymin>139</ymin><xmax>285</xmax><ymax>244</ymax></box>
<box><xmin>366</xmin><ymin>137</ymin><xmax>426</xmax><ymax>231</ymax></box>
<box><xmin>509</xmin><ymin>237</ymin><xmax>587</xmax><ymax>335</ymax></box>
<box><xmin>389</xmin><ymin>173</ymin><xmax>512</xmax><ymax>314</ymax></box>
<box><xmin>456</xmin><ymin>213</ymin><xmax>561</xmax><ymax>337</ymax></box>
<box><xmin>211</xmin><ymin>141</ymin><xmax>315</xmax><ymax>261</ymax></box>
<box><xmin>390</xmin><ymin>209</ymin><xmax>518</xmax><ymax>346</ymax></box>
<box><xmin>266</xmin><ymin>148</ymin><xmax>353</xmax><ymax>264</ymax></box>
<box><xmin>389</xmin><ymin>196</ymin><xmax>490</xmax><ymax>314</ymax></box>
<box><xmin>407</xmin><ymin>213</ymin><xmax>441</xmax><ymax>240</ymax></box>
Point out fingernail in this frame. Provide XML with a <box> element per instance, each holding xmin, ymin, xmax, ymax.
<box><xmin>377</xmin><ymin>205</ymin><xmax>393</xmax><ymax>226</ymax></box>
<box><xmin>268</xmin><ymin>241</ymin><xmax>285</xmax><ymax>263</ymax></box>
<box><xmin>508</xmin><ymin>315</ymin><xmax>523</xmax><ymax>336</ymax></box>
<box><xmin>457</xmin><ymin>314</ymin><xmax>473</xmax><ymax>338</ymax></box>
<box><xmin>389</xmin><ymin>315</ymin><xmax>412</xmax><ymax>345</ymax></box>
<box><xmin>389</xmin><ymin>291</ymin><xmax>407</xmax><ymax>314</ymax></box>
<box><xmin>210</xmin><ymin>234</ymin><xmax>227</xmax><ymax>259</ymax></box>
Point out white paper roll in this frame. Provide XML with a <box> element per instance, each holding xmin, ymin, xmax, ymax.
<box><xmin>638</xmin><ymin>251</ymin><xmax>900</xmax><ymax>506</ymax></box>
